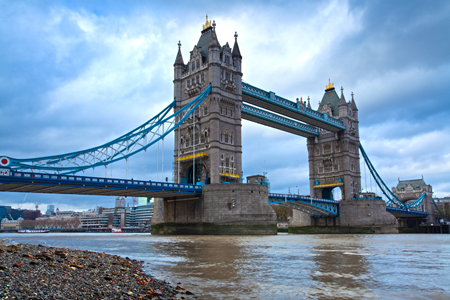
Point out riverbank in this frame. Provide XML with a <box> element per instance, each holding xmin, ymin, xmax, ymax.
<box><xmin>0</xmin><ymin>239</ymin><xmax>194</xmax><ymax>299</ymax></box>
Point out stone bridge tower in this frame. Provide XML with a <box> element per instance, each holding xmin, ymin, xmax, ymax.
<box><xmin>307</xmin><ymin>81</ymin><xmax>361</xmax><ymax>201</ymax></box>
<box><xmin>173</xmin><ymin>16</ymin><xmax>243</xmax><ymax>185</ymax></box>
<box><xmin>392</xmin><ymin>178</ymin><xmax>437</xmax><ymax>223</ymax></box>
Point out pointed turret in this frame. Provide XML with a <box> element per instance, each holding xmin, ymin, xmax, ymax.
<box><xmin>339</xmin><ymin>86</ymin><xmax>346</xmax><ymax>105</ymax></box>
<box><xmin>307</xmin><ymin>96</ymin><xmax>311</xmax><ymax>109</ymax></box>
<box><xmin>232</xmin><ymin>31</ymin><xmax>242</xmax><ymax>59</ymax></box>
<box><xmin>174</xmin><ymin>41</ymin><xmax>184</xmax><ymax>66</ymax></box>
<box><xmin>208</xmin><ymin>20</ymin><xmax>220</xmax><ymax>49</ymax></box>
<box><xmin>351</xmin><ymin>92</ymin><xmax>358</xmax><ymax>110</ymax></box>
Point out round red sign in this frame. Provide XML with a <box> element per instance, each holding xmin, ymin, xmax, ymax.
<box><xmin>0</xmin><ymin>157</ymin><xmax>10</xmax><ymax>166</ymax></box>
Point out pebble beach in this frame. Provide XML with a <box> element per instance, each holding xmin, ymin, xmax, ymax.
<box><xmin>0</xmin><ymin>239</ymin><xmax>194</xmax><ymax>299</ymax></box>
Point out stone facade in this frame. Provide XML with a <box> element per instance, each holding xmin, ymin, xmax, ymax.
<box><xmin>151</xmin><ymin>184</ymin><xmax>277</xmax><ymax>235</ymax></box>
<box><xmin>307</xmin><ymin>83</ymin><xmax>361</xmax><ymax>201</ymax></box>
<box><xmin>173</xmin><ymin>18</ymin><xmax>243</xmax><ymax>185</ymax></box>
<box><xmin>392</xmin><ymin>178</ymin><xmax>437</xmax><ymax>223</ymax></box>
<box><xmin>152</xmin><ymin>18</ymin><xmax>277</xmax><ymax>235</ymax></box>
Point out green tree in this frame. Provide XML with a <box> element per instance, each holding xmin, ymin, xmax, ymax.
<box><xmin>276</xmin><ymin>206</ymin><xmax>288</xmax><ymax>220</ymax></box>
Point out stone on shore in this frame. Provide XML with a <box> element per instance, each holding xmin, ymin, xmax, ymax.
<box><xmin>0</xmin><ymin>240</ymin><xmax>181</xmax><ymax>299</ymax></box>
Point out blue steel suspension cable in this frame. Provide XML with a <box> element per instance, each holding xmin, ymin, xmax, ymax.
<box><xmin>359</xmin><ymin>144</ymin><xmax>406</xmax><ymax>208</ymax></box>
<box><xmin>4</xmin><ymin>85</ymin><xmax>212</xmax><ymax>174</ymax></box>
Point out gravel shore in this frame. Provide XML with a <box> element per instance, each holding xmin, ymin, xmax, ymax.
<box><xmin>0</xmin><ymin>239</ymin><xmax>195</xmax><ymax>299</ymax></box>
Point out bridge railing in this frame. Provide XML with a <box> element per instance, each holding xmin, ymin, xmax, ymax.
<box><xmin>386</xmin><ymin>206</ymin><xmax>428</xmax><ymax>216</ymax></box>
<box><xmin>269</xmin><ymin>193</ymin><xmax>340</xmax><ymax>204</ymax></box>
<box><xmin>5</xmin><ymin>170</ymin><xmax>202</xmax><ymax>191</ymax></box>
<box><xmin>242</xmin><ymin>104</ymin><xmax>319</xmax><ymax>136</ymax></box>
<box><xmin>242</xmin><ymin>82</ymin><xmax>345</xmax><ymax>130</ymax></box>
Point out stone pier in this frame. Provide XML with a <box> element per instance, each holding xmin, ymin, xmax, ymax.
<box><xmin>151</xmin><ymin>183</ymin><xmax>277</xmax><ymax>235</ymax></box>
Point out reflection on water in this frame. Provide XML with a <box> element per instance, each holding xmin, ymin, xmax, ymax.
<box><xmin>3</xmin><ymin>233</ymin><xmax>450</xmax><ymax>299</ymax></box>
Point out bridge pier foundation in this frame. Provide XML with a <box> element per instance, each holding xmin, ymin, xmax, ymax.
<box><xmin>151</xmin><ymin>184</ymin><xmax>277</xmax><ymax>235</ymax></box>
<box><xmin>288</xmin><ymin>200</ymin><xmax>399</xmax><ymax>234</ymax></box>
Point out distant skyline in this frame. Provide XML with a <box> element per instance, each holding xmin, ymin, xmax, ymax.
<box><xmin>1</xmin><ymin>0</ymin><xmax>449</xmax><ymax>211</ymax></box>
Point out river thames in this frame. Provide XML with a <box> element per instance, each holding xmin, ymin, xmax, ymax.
<box><xmin>2</xmin><ymin>233</ymin><xmax>449</xmax><ymax>299</ymax></box>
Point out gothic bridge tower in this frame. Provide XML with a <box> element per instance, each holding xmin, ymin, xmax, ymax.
<box><xmin>173</xmin><ymin>16</ymin><xmax>243</xmax><ymax>185</ymax></box>
<box><xmin>307</xmin><ymin>80</ymin><xmax>361</xmax><ymax>201</ymax></box>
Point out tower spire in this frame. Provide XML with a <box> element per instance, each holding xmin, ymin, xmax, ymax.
<box><xmin>174</xmin><ymin>40</ymin><xmax>184</xmax><ymax>66</ymax></box>
<box><xmin>339</xmin><ymin>86</ymin><xmax>346</xmax><ymax>105</ymax></box>
<box><xmin>232</xmin><ymin>31</ymin><xmax>242</xmax><ymax>59</ymax></box>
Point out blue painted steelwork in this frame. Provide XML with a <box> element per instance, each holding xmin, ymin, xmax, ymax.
<box><xmin>0</xmin><ymin>168</ymin><xmax>202</xmax><ymax>197</ymax></box>
<box><xmin>242</xmin><ymin>82</ymin><xmax>345</xmax><ymax>130</ymax></box>
<box><xmin>386</xmin><ymin>207</ymin><xmax>428</xmax><ymax>217</ymax></box>
<box><xmin>407</xmin><ymin>192</ymin><xmax>427</xmax><ymax>209</ymax></box>
<box><xmin>431</xmin><ymin>197</ymin><xmax>444</xmax><ymax>214</ymax></box>
<box><xmin>269</xmin><ymin>193</ymin><xmax>339</xmax><ymax>217</ymax></box>
<box><xmin>359</xmin><ymin>144</ymin><xmax>428</xmax><ymax>210</ymax></box>
<box><xmin>241</xmin><ymin>104</ymin><xmax>319</xmax><ymax>136</ymax></box>
<box><xmin>2</xmin><ymin>85</ymin><xmax>211</xmax><ymax>174</ymax></box>
<box><xmin>359</xmin><ymin>144</ymin><xmax>407</xmax><ymax>208</ymax></box>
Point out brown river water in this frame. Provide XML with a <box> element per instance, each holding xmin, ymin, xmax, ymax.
<box><xmin>2</xmin><ymin>233</ymin><xmax>449</xmax><ymax>299</ymax></box>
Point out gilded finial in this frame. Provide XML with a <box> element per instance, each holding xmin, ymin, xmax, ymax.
<box><xmin>203</xmin><ymin>15</ymin><xmax>212</xmax><ymax>30</ymax></box>
<box><xmin>178</xmin><ymin>40</ymin><xmax>181</xmax><ymax>49</ymax></box>
<box><xmin>325</xmin><ymin>79</ymin><xmax>334</xmax><ymax>90</ymax></box>
<box><xmin>234</xmin><ymin>31</ymin><xmax>238</xmax><ymax>40</ymax></box>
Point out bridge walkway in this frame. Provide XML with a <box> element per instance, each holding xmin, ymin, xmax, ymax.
<box><xmin>242</xmin><ymin>82</ymin><xmax>345</xmax><ymax>132</ymax></box>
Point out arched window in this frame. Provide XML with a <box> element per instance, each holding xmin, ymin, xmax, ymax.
<box><xmin>225</xmin><ymin>134</ymin><xmax>229</xmax><ymax>143</ymax></box>
<box><xmin>196</xmin><ymin>60</ymin><xmax>200</xmax><ymax>69</ymax></box>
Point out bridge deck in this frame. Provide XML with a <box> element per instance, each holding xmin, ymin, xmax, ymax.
<box><xmin>242</xmin><ymin>82</ymin><xmax>345</xmax><ymax>132</ymax></box>
<box><xmin>269</xmin><ymin>193</ymin><xmax>339</xmax><ymax>217</ymax></box>
<box><xmin>0</xmin><ymin>170</ymin><xmax>202</xmax><ymax>198</ymax></box>
<box><xmin>386</xmin><ymin>207</ymin><xmax>428</xmax><ymax>218</ymax></box>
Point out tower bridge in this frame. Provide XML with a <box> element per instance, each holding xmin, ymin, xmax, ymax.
<box><xmin>0</xmin><ymin>17</ymin><xmax>438</xmax><ymax>234</ymax></box>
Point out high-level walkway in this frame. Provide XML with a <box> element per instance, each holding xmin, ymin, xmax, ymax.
<box><xmin>242</xmin><ymin>82</ymin><xmax>345</xmax><ymax>132</ymax></box>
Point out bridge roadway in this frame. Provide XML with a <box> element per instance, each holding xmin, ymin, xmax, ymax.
<box><xmin>269</xmin><ymin>193</ymin><xmax>340</xmax><ymax>217</ymax></box>
<box><xmin>269</xmin><ymin>193</ymin><xmax>428</xmax><ymax>219</ymax></box>
<box><xmin>242</xmin><ymin>82</ymin><xmax>346</xmax><ymax>132</ymax></box>
<box><xmin>386</xmin><ymin>207</ymin><xmax>428</xmax><ymax>219</ymax></box>
<box><xmin>0</xmin><ymin>169</ymin><xmax>201</xmax><ymax>199</ymax></box>
<box><xmin>0</xmin><ymin>168</ymin><xmax>428</xmax><ymax>220</ymax></box>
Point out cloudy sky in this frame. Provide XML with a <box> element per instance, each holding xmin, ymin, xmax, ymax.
<box><xmin>1</xmin><ymin>0</ymin><xmax>449</xmax><ymax>211</ymax></box>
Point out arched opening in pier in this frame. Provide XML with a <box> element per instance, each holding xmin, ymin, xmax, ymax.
<box><xmin>322</xmin><ymin>186</ymin><xmax>342</xmax><ymax>200</ymax></box>
<box><xmin>187</xmin><ymin>163</ymin><xmax>206</xmax><ymax>184</ymax></box>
